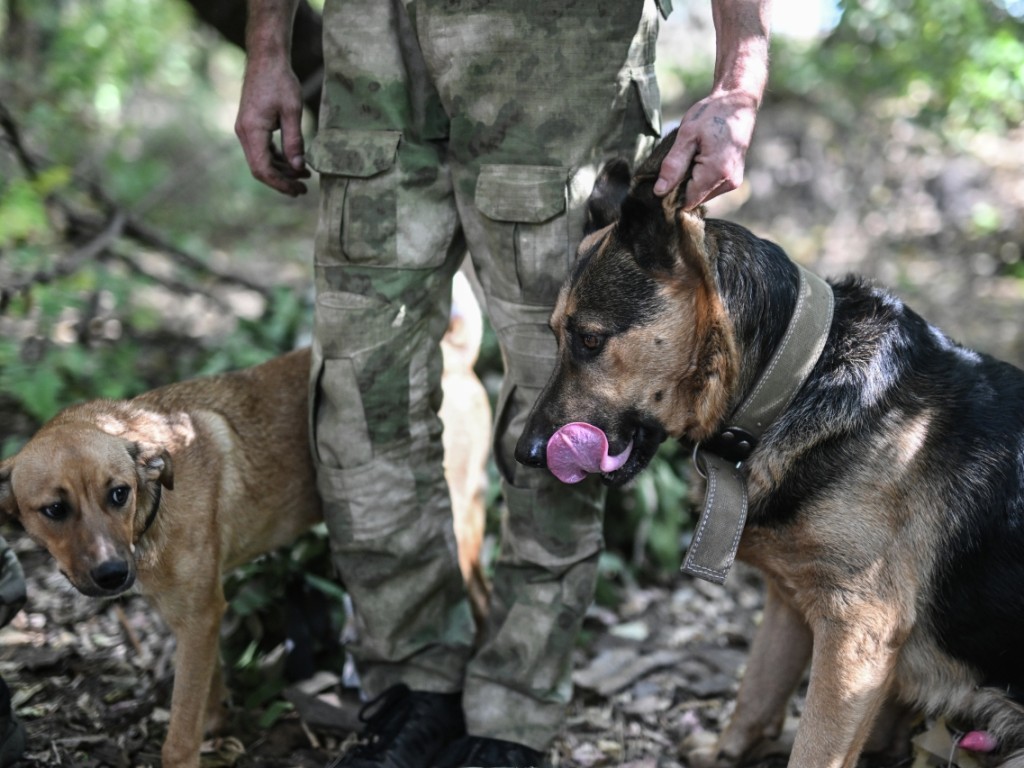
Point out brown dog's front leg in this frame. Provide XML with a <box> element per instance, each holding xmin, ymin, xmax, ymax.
<box><xmin>690</xmin><ymin>580</ymin><xmax>812</xmax><ymax>767</ymax></box>
<box><xmin>788</xmin><ymin>608</ymin><xmax>902</xmax><ymax>768</ymax></box>
<box><xmin>158</xmin><ymin>581</ymin><xmax>229</xmax><ymax>768</ymax></box>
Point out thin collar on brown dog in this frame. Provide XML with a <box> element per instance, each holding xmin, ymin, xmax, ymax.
<box><xmin>683</xmin><ymin>265</ymin><xmax>834</xmax><ymax>584</ymax></box>
<box><xmin>138</xmin><ymin>484</ymin><xmax>163</xmax><ymax>541</ymax></box>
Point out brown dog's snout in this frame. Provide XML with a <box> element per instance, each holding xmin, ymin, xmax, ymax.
<box><xmin>89</xmin><ymin>559</ymin><xmax>133</xmax><ymax>595</ymax></box>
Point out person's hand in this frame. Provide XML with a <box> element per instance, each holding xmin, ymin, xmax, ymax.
<box><xmin>235</xmin><ymin>56</ymin><xmax>310</xmax><ymax>197</ymax></box>
<box><xmin>653</xmin><ymin>89</ymin><xmax>759</xmax><ymax>209</ymax></box>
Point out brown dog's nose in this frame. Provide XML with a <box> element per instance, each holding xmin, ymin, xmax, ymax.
<box><xmin>91</xmin><ymin>559</ymin><xmax>131</xmax><ymax>593</ymax></box>
<box><xmin>514</xmin><ymin>432</ymin><xmax>547</xmax><ymax>469</ymax></box>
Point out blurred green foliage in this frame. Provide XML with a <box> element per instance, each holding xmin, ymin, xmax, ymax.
<box><xmin>664</xmin><ymin>0</ymin><xmax>1024</xmax><ymax>138</ymax></box>
<box><xmin>775</xmin><ymin>0</ymin><xmax>1024</xmax><ymax>134</ymax></box>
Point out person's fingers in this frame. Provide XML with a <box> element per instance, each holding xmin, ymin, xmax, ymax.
<box><xmin>235</xmin><ymin>117</ymin><xmax>269</xmax><ymax>177</ymax></box>
<box><xmin>235</xmin><ymin>65</ymin><xmax>309</xmax><ymax>196</ymax></box>
<box><xmin>236</xmin><ymin>112</ymin><xmax>308</xmax><ymax>196</ymax></box>
<box><xmin>279</xmin><ymin>109</ymin><xmax>307</xmax><ymax>173</ymax></box>
<box><xmin>682</xmin><ymin>156</ymin><xmax>741</xmax><ymax>210</ymax></box>
<box><xmin>268</xmin><ymin>143</ymin><xmax>310</xmax><ymax>179</ymax></box>
<box><xmin>682</xmin><ymin>164</ymin><xmax>725</xmax><ymax>210</ymax></box>
<box><xmin>654</xmin><ymin>133</ymin><xmax>696</xmax><ymax>197</ymax></box>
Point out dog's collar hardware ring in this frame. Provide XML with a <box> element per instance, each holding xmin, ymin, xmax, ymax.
<box><xmin>682</xmin><ymin>265</ymin><xmax>834</xmax><ymax>585</ymax></box>
<box><xmin>700</xmin><ymin>426</ymin><xmax>758</xmax><ymax>465</ymax></box>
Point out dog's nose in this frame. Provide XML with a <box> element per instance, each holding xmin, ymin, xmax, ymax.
<box><xmin>91</xmin><ymin>559</ymin><xmax>131</xmax><ymax>592</ymax></box>
<box><xmin>515</xmin><ymin>432</ymin><xmax>548</xmax><ymax>468</ymax></box>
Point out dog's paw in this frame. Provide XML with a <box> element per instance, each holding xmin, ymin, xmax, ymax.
<box><xmin>683</xmin><ymin>731</ymin><xmax>735</xmax><ymax>768</ymax></box>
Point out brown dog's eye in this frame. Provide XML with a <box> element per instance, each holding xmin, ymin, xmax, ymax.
<box><xmin>40</xmin><ymin>502</ymin><xmax>70</xmax><ymax>522</ymax></box>
<box><xmin>581</xmin><ymin>333</ymin><xmax>603</xmax><ymax>350</ymax></box>
<box><xmin>109</xmin><ymin>486</ymin><xmax>131</xmax><ymax>507</ymax></box>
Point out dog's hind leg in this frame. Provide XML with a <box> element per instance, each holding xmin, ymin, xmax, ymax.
<box><xmin>788</xmin><ymin>604</ymin><xmax>904</xmax><ymax>768</ymax></box>
<box><xmin>862</xmin><ymin>696</ymin><xmax>915</xmax><ymax>761</ymax></box>
<box><xmin>691</xmin><ymin>580</ymin><xmax>812</xmax><ymax>767</ymax></box>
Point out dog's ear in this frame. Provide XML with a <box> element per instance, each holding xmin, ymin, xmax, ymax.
<box><xmin>614</xmin><ymin>140</ymin><xmax>711</xmax><ymax>278</ymax></box>
<box><xmin>629</xmin><ymin>128</ymin><xmax>701</xmax><ymax>216</ymax></box>
<box><xmin>129</xmin><ymin>442</ymin><xmax>174</xmax><ymax>491</ymax></box>
<box><xmin>635</xmin><ymin>128</ymin><xmax>695</xmax><ymax>213</ymax></box>
<box><xmin>584</xmin><ymin>158</ymin><xmax>632</xmax><ymax>235</ymax></box>
<box><xmin>633</xmin><ymin>128</ymin><xmax>679</xmax><ymax>186</ymax></box>
<box><xmin>611</xmin><ymin>131</ymin><xmax>719</xmax><ymax>280</ymax></box>
<box><xmin>0</xmin><ymin>461</ymin><xmax>19</xmax><ymax>523</ymax></box>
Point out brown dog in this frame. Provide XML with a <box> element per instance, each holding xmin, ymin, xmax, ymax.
<box><xmin>0</xmin><ymin>292</ymin><xmax>491</xmax><ymax>767</ymax></box>
<box><xmin>516</xmin><ymin>134</ymin><xmax>1024</xmax><ymax>767</ymax></box>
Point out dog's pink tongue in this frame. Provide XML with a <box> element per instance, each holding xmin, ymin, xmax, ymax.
<box><xmin>959</xmin><ymin>731</ymin><xmax>998</xmax><ymax>753</ymax></box>
<box><xmin>546</xmin><ymin>422</ymin><xmax>633</xmax><ymax>484</ymax></box>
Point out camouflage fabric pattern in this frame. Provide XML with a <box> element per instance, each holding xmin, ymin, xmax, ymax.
<box><xmin>307</xmin><ymin>0</ymin><xmax>662</xmax><ymax>749</ymax></box>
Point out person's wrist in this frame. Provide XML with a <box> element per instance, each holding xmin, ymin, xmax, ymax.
<box><xmin>706</xmin><ymin>84</ymin><xmax>763</xmax><ymax>114</ymax></box>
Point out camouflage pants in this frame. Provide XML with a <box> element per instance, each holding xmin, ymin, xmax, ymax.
<box><xmin>306</xmin><ymin>0</ymin><xmax>663</xmax><ymax>749</ymax></box>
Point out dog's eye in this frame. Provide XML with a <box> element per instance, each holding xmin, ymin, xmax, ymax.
<box><xmin>40</xmin><ymin>502</ymin><xmax>70</xmax><ymax>522</ymax></box>
<box><xmin>580</xmin><ymin>333</ymin><xmax>604</xmax><ymax>351</ymax></box>
<box><xmin>109</xmin><ymin>486</ymin><xmax>131</xmax><ymax>507</ymax></box>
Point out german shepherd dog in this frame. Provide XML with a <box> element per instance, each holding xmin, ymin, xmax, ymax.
<box><xmin>515</xmin><ymin>134</ymin><xmax>1024</xmax><ymax>767</ymax></box>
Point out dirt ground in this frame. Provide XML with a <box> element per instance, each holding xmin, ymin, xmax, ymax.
<box><xmin>0</xmin><ymin>535</ymin><xmax>786</xmax><ymax>768</ymax></box>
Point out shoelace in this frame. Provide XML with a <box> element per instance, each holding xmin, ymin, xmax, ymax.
<box><xmin>341</xmin><ymin>684</ymin><xmax>464</xmax><ymax>766</ymax></box>
<box><xmin>346</xmin><ymin>684</ymin><xmax>418</xmax><ymax>758</ymax></box>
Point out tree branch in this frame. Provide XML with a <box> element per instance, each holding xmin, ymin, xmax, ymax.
<box><xmin>0</xmin><ymin>212</ymin><xmax>125</xmax><ymax>312</ymax></box>
<box><xmin>0</xmin><ymin>105</ymin><xmax>272</xmax><ymax>314</ymax></box>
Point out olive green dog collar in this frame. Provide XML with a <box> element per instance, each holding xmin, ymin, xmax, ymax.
<box><xmin>682</xmin><ymin>266</ymin><xmax>834</xmax><ymax>585</ymax></box>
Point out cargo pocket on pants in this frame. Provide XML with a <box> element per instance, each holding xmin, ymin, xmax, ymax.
<box><xmin>307</xmin><ymin>128</ymin><xmax>404</xmax><ymax>266</ymax></box>
<box><xmin>309</xmin><ymin>290</ymin><xmax>396</xmax><ymax>470</ymax></box>
<box><xmin>475</xmin><ymin>164</ymin><xmax>569</xmax><ymax>306</ymax></box>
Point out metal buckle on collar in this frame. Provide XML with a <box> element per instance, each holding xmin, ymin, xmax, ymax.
<box><xmin>692</xmin><ymin>426</ymin><xmax>758</xmax><ymax>479</ymax></box>
<box><xmin>701</xmin><ymin>427</ymin><xmax>758</xmax><ymax>465</ymax></box>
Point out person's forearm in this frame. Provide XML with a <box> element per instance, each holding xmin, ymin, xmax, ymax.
<box><xmin>245</xmin><ymin>0</ymin><xmax>301</xmax><ymax>60</ymax></box>
<box><xmin>711</xmin><ymin>0</ymin><xmax>772</xmax><ymax>106</ymax></box>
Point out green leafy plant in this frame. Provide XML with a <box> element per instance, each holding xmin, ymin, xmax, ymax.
<box><xmin>221</xmin><ymin>524</ymin><xmax>346</xmax><ymax>714</ymax></box>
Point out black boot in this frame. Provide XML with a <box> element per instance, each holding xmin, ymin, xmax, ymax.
<box><xmin>0</xmin><ymin>678</ymin><xmax>25</xmax><ymax>768</ymax></box>
<box><xmin>433</xmin><ymin>736</ymin><xmax>545</xmax><ymax>768</ymax></box>
<box><xmin>337</xmin><ymin>684</ymin><xmax>465</xmax><ymax>768</ymax></box>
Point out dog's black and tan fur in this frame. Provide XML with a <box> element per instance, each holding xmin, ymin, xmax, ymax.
<box><xmin>516</xmin><ymin>134</ymin><xmax>1024</xmax><ymax>767</ymax></box>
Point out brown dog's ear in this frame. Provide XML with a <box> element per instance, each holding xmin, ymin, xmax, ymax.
<box><xmin>584</xmin><ymin>158</ymin><xmax>632</xmax><ymax>235</ymax></box>
<box><xmin>0</xmin><ymin>461</ymin><xmax>18</xmax><ymax>523</ymax></box>
<box><xmin>129</xmin><ymin>442</ymin><xmax>174</xmax><ymax>491</ymax></box>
